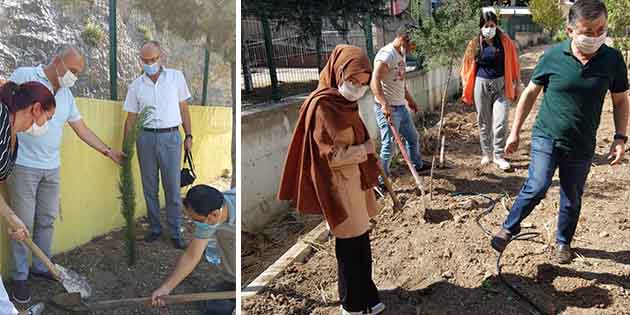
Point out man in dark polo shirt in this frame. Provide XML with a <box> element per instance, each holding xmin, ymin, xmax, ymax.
<box><xmin>491</xmin><ymin>0</ymin><xmax>629</xmax><ymax>264</ymax></box>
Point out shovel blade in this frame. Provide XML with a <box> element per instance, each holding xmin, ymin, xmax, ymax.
<box><xmin>56</xmin><ymin>264</ymin><xmax>93</xmax><ymax>299</ymax></box>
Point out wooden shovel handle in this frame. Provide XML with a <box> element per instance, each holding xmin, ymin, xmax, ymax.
<box><xmin>88</xmin><ymin>291</ymin><xmax>236</xmax><ymax>309</ymax></box>
<box><xmin>21</xmin><ymin>238</ymin><xmax>61</xmax><ymax>279</ymax></box>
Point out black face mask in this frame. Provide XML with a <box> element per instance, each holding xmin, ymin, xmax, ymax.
<box><xmin>181</xmin><ymin>150</ymin><xmax>196</xmax><ymax>187</ymax></box>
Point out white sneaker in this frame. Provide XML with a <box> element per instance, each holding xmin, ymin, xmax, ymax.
<box><xmin>341</xmin><ymin>303</ymin><xmax>386</xmax><ymax>315</ymax></box>
<box><xmin>493</xmin><ymin>156</ymin><xmax>511</xmax><ymax>170</ymax></box>
<box><xmin>481</xmin><ymin>155</ymin><xmax>492</xmax><ymax>166</ymax></box>
<box><xmin>20</xmin><ymin>303</ymin><xmax>45</xmax><ymax>315</ymax></box>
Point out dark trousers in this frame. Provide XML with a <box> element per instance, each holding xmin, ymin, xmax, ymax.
<box><xmin>336</xmin><ymin>231</ymin><xmax>380</xmax><ymax>312</ymax></box>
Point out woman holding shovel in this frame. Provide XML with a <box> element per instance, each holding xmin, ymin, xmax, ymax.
<box><xmin>461</xmin><ymin>10</ymin><xmax>523</xmax><ymax>171</ymax></box>
<box><xmin>0</xmin><ymin>80</ymin><xmax>56</xmax><ymax>315</ymax></box>
<box><xmin>278</xmin><ymin>44</ymin><xmax>385</xmax><ymax>315</ymax></box>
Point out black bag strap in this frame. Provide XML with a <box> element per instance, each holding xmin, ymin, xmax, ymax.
<box><xmin>184</xmin><ymin>150</ymin><xmax>196</xmax><ymax>177</ymax></box>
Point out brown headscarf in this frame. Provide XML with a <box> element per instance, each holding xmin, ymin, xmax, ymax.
<box><xmin>278</xmin><ymin>44</ymin><xmax>380</xmax><ymax>229</ymax></box>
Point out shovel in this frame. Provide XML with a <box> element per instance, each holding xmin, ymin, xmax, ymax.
<box><xmin>51</xmin><ymin>291</ymin><xmax>236</xmax><ymax>312</ymax></box>
<box><xmin>387</xmin><ymin>120</ymin><xmax>427</xmax><ymax>217</ymax></box>
<box><xmin>21</xmin><ymin>238</ymin><xmax>92</xmax><ymax>298</ymax></box>
<box><xmin>377</xmin><ymin>165</ymin><xmax>402</xmax><ymax>211</ymax></box>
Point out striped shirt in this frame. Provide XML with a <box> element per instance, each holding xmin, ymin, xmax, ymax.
<box><xmin>0</xmin><ymin>102</ymin><xmax>17</xmax><ymax>181</ymax></box>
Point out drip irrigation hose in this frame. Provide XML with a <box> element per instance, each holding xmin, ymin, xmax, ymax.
<box><xmin>451</xmin><ymin>192</ymin><xmax>546</xmax><ymax>315</ymax></box>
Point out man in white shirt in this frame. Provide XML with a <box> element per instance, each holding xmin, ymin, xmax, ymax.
<box><xmin>371</xmin><ymin>25</ymin><xmax>429</xmax><ymax>193</ymax></box>
<box><xmin>123</xmin><ymin>41</ymin><xmax>193</xmax><ymax>250</ymax></box>
<box><xmin>7</xmin><ymin>46</ymin><xmax>125</xmax><ymax>304</ymax></box>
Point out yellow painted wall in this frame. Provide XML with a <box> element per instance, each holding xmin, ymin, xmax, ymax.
<box><xmin>0</xmin><ymin>99</ymin><xmax>232</xmax><ymax>275</ymax></box>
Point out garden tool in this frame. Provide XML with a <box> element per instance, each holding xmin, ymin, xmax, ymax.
<box><xmin>386</xmin><ymin>119</ymin><xmax>427</xmax><ymax>219</ymax></box>
<box><xmin>387</xmin><ymin>119</ymin><xmax>427</xmax><ymax>199</ymax></box>
<box><xmin>21</xmin><ymin>238</ymin><xmax>92</xmax><ymax>299</ymax></box>
<box><xmin>377</xmin><ymin>165</ymin><xmax>402</xmax><ymax>211</ymax></box>
<box><xmin>51</xmin><ymin>291</ymin><xmax>236</xmax><ymax>312</ymax></box>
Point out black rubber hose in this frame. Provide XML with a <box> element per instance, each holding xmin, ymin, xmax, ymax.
<box><xmin>451</xmin><ymin>192</ymin><xmax>546</xmax><ymax>315</ymax></box>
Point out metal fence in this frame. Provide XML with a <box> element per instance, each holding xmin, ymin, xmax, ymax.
<box><xmin>0</xmin><ymin>0</ymin><xmax>231</xmax><ymax>106</ymax></box>
<box><xmin>241</xmin><ymin>17</ymin><xmax>370</xmax><ymax>106</ymax></box>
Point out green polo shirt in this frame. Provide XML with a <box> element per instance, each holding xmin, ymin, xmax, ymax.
<box><xmin>531</xmin><ymin>40</ymin><xmax>629</xmax><ymax>159</ymax></box>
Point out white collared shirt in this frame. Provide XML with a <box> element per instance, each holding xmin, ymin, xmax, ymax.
<box><xmin>123</xmin><ymin>67</ymin><xmax>191</xmax><ymax>128</ymax></box>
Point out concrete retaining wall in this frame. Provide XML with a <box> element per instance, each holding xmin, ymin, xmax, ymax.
<box><xmin>242</xmin><ymin>66</ymin><xmax>462</xmax><ymax>232</ymax></box>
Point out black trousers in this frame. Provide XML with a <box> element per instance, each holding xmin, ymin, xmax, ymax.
<box><xmin>335</xmin><ymin>231</ymin><xmax>380</xmax><ymax>312</ymax></box>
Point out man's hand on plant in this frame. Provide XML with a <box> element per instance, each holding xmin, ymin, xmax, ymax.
<box><xmin>105</xmin><ymin>147</ymin><xmax>126</xmax><ymax>165</ymax></box>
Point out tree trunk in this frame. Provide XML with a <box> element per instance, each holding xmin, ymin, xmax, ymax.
<box><xmin>429</xmin><ymin>60</ymin><xmax>454</xmax><ymax>200</ymax></box>
<box><xmin>231</xmin><ymin>61</ymin><xmax>236</xmax><ymax>189</ymax></box>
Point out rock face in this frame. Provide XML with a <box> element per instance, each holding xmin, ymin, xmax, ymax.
<box><xmin>0</xmin><ymin>0</ymin><xmax>230</xmax><ymax>105</ymax></box>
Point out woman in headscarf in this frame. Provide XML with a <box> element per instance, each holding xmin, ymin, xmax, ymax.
<box><xmin>0</xmin><ymin>80</ymin><xmax>56</xmax><ymax>315</ymax></box>
<box><xmin>460</xmin><ymin>10</ymin><xmax>523</xmax><ymax>171</ymax></box>
<box><xmin>278</xmin><ymin>45</ymin><xmax>384</xmax><ymax>315</ymax></box>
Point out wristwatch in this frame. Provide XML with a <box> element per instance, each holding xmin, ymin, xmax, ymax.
<box><xmin>185</xmin><ymin>134</ymin><xmax>193</xmax><ymax>140</ymax></box>
<box><xmin>614</xmin><ymin>133</ymin><xmax>628</xmax><ymax>143</ymax></box>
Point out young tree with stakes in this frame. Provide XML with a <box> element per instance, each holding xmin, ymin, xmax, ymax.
<box><xmin>411</xmin><ymin>0</ymin><xmax>480</xmax><ymax>199</ymax></box>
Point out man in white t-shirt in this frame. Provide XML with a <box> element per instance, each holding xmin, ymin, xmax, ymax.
<box><xmin>371</xmin><ymin>24</ymin><xmax>428</xmax><ymax>192</ymax></box>
<box><xmin>123</xmin><ymin>41</ymin><xmax>193</xmax><ymax>250</ymax></box>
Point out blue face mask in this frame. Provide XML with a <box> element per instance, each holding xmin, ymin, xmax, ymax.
<box><xmin>143</xmin><ymin>62</ymin><xmax>160</xmax><ymax>76</ymax></box>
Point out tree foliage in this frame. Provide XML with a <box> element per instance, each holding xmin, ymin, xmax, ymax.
<box><xmin>529</xmin><ymin>0</ymin><xmax>564</xmax><ymax>36</ymax></box>
<box><xmin>243</xmin><ymin>0</ymin><xmax>389</xmax><ymax>41</ymax></box>
<box><xmin>119</xmin><ymin>108</ymin><xmax>150</xmax><ymax>266</ymax></box>
<box><xmin>604</xmin><ymin>0</ymin><xmax>630</xmax><ymax>63</ymax></box>
<box><xmin>411</xmin><ymin>0</ymin><xmax>479</xmax><ymax>67</ymax></box>
<box><xmin>132</xmin><ymin>0</ymin><xmax>235</xmax><ymax>61</ymax></box>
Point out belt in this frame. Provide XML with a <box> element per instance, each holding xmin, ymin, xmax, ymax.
<box><xmin>142</xmin><ymin>127</ymin><xmax>179</xmax><ymax>133</ymax></box>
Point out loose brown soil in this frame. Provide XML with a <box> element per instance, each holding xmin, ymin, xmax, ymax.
<box><xmin>7</xmin><ymin>177</ymin><xmax>232</xmax><ymax>315</ymax></box>
<box><xmin>242</xmin><ymin>212</ymin><xmax>323</xmax><ymax>286</ymax></box>
<box><xmin>242</xmin><ymin>45</ymin><xmax>630</xmax><ymax>315</ymax></box>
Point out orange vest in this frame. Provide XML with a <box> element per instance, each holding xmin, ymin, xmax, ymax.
<box><xmin>460</xmin><ymin>32</ymin><xmax>521</xmax><ymax>105</ymax></box>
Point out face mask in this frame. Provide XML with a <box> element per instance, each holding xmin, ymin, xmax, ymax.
<box><xmin>24</xmin><ymin>119</ymin><xmax>49</xmax><ymax>137</ymax></box>
<box><xmin>481</xmin><ymin>26</ymin><xmax>496</xmax><ymax>39</ymax></box>
<box><xmin>143</xmin><ymin>62</ymin><xmax>160</xmax><ymax>76</ymax></box>
<box><xmin>573</xmin><ymin>31</ymin><xmax>607</xmax><ymax>55</ymax></box>
<box><xmin>56</xmin><ymin>59</ymin><xmax>77</xmax><ymax>89</ymax></box>
<box><xmin>338</xmin><ymin>81</ymin><xmax>369</xmax><ymax>102</ymax></box>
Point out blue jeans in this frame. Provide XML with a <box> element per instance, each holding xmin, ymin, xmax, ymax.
<box><xmin>502</xmin><ymin>136</ymin><xmax>591</xmax><ymax>245</ymax></box>
<box><xmin>374</xmin><ymin>104</ymin><xmax>423</xmax><ymax>178</ymax></box>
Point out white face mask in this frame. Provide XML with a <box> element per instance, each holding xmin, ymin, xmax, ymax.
<box><xmin>481</xmin><ymin>26</ymin><xmax>496</xmax><ymax>39</ymax></box>
<box><xmin>24</xmin><ymin>119</ymin><xmax>49</xmax><ymax>137</ymax></box>
<box><xmin>56</xmin><ymin>59</ymin><xmax>78</xmax><ymax>89</ymax></box>
<box><xmin>573</xmin><ymin>31</ymin><xmax>607</xmax><ymax>55</ymax></box>
<box><xmin>338</xmin><ymin>81</ymin><xmax>369</xmax><ymax>102</ymax></box>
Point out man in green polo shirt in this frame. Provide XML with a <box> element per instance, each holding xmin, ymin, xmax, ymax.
<box><xmin>491</xmin><ymin>0</ymin><xmax>629</xmax><ymax>264</ymax></box>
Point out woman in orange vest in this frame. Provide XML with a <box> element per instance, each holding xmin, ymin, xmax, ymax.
<box><xmin>461</xmin><ymin>10</ymin><xmax>523</xmax><ymax>171</ymax></box>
